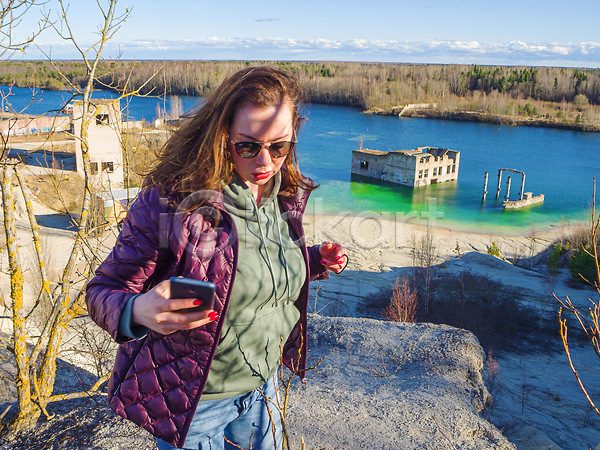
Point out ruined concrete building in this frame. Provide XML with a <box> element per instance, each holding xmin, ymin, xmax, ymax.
<box><xmin>351</xmin><ymin>147</ymin><xmax>460</xmax><ymax>187</ymax></box>
<box><xmin>72</xmin><ymin>99</ymin><xmax>124</xmax><ymax>190</ymax></box>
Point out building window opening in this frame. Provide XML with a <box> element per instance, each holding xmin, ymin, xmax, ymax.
<box><xmin>433</xmin><ymin>168</ymin><xmax>437</xmax><ymax>176</ymax></box>
<box><xmin>90</xmin><ymin>162</ymin><xmax>99</xmax><ymax>175</ymax></box>
<box><xmin>452</xmin><ymin>164</ymin><xmax>456</xmax><ymax>173</ymax></box>
<box><xmin>418</xmin><ymin>170</ymin><xmax>423</xmax><ymax>179</ymax></box>
<box><xmin>447</xmin><ymin>165</ymin><xmax>451</xmax><ymax>174</ymax></box>
<box><xmin>360</xmin><ymin>160</ymin><xmax>369</xmax><ymax>169</ymax></box>
<box><xmin>96</xmin><ymin>114</ymin><xmax>110</xmax><ymax>125</ymax></box>
<box><xmin>424</xmin><ymin>169</ymin><xmax>428</xmax><ymax>178</ymax></box>
<box><xmin>102</xmin><ymin>161</ymin><xmax>114</xmax><ymax>173</ymax></box>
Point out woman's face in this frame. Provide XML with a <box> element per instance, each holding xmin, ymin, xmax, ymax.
<box><xmin>228</xmin><ymin>101</ymin><xmax>294</xmax><ymax>198</ymax></box>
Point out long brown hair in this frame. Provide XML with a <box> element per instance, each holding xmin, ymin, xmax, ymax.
<box><xmin>144</xmin><ymin>66</ymin><xmax>316</xmax><ymax>201</ymax></box>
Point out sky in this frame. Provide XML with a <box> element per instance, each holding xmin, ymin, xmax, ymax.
<box><xmin>12</xmin><ymin>0</ymin><xmax>600</xmax><ymax>68</ymax></box>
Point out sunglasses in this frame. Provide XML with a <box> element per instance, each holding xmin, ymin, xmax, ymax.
<box><xmin>230</xmin><ymin>140</ymin><xmax>296</xmax><ymax>159</ymax></box>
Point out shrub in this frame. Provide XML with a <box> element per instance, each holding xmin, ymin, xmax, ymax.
<box><xmin>569</xmin><ymin>244</ymin><xmax>597</xmax><ymax>284</ymax></box>
<box><xmin>548</xmin><ymin>242</ymin><xmax>568</xmax><ymax>274</ymax></box>
<box><xmin>382</xmin><ymin>277</ymin><xmax>418</xmax><ymax>323</ymax></box>
<box><xmin>559</xmin><ymin>222</ymin><xmax>599</xmax><ymax>284</ymax></box>
<box><xmin>573</xmin><ymin>94</ymin><xmax>589</xmax><ymax>110</ymax></box>
<box><xmin>487</xmin><ymin>241</ymin><xmax>501</xmax><ymax>258</ymax></box>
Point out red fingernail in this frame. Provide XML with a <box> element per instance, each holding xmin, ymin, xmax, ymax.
<box><xmin>320</xmin><ymin>260</ymin><xmax>327</xmax><ymax>265</ymax></box>
<box><xmin>208</xmin><ymin>311</ymin><xmax>219</xmax><ymax>321</ymax></box>
<box><xmin>193</xmin><ymin>300</ymin><xmax>203</xmax><ymax>306</ymax></box>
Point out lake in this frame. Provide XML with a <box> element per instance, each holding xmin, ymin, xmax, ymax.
<box><xmin>300</xmin><ymin>104</ymin><xmax>600</xmax><ymax>234</ymax></box>
<box><xmin>3</xmin><ymin>85</ymin><xmax>599</xmax><ymax>234</ymax></box>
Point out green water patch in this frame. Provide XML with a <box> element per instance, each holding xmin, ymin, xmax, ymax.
<box><xmin>305</xmin><ymin>175</ymin><xmax>586</xmax><ymax>236</ymax></box>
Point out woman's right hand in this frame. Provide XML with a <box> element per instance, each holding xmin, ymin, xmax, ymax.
<box><xmin>131</xmin><ymin>279</ymin><xmax>219</xmax><ymax>335</ymax></box>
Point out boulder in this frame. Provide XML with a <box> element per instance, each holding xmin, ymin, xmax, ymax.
<box><xmin>286</xmin><ymin>314</ymin><xmax>516</xmax><ymax>449</ymax></box>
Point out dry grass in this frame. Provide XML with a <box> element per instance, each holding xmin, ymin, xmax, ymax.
<box><xmin>562</xmin><ymin>222</ymin><xmax>594</xmax><ymax>253</ymax></box>
<box><xmin>22</xmin><ymin>172</ymin><xmax>85</xmax><ymax>214</ymax></box>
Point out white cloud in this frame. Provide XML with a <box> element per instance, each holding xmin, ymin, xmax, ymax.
<box><xmin>22</xmin><ymin>38</ymin><xmax>600</xmax><ymax>67</ymax></box>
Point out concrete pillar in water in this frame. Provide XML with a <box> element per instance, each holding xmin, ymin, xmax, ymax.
<box><xmin>505</xmin><ymin>175</ymin><xmax>512</xmax><ymax>201</ymax></box>
<box><xmin>519</xmin><ymin>173</ymin><xmax>526</xmax><ymax>200</ymax></box>
<box><xmin>496</xmin><ymin>169</ymin><xmax>503</xmax><ymax>199</ymax></box>
<box><xmin>483</xmin><ymin>172</ymin><xmax>488</xmax><ymax>200</ymax></box>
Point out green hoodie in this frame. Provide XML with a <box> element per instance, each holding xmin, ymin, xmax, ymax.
<box><xmin>201</xmin><ymin>173</ymin><xmax>306</xmax><ymax>400</ymax></box>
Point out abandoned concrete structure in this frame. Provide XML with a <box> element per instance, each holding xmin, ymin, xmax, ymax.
<box><xmin>351</xmin><ymin>147</ymin><xmax>460</xmax><ymax>187</ymax></box>
<box><xmin>72</xmin><ymin>99</ymin><xmax>124</xmax><ymax>190</ymax></box>
<box><xmin>483</xmin><ymin>168</ymin><xmax>544</xmax><ymax>209</ymax></box>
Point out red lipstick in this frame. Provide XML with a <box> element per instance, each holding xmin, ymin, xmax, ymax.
<box><xmin>253</xmin><ymin>172</ymin><xmax>271</xmax><ymax>180</ymax></box>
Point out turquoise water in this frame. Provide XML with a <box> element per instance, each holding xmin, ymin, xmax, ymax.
<box><xmin>4</xmin><ymin>86</ymin><xmax>599</xmax><ymax>234</ymax></box>
<box><xmin>298</xmin><ymin>104</ymin><xmax>600</xmax><ymax>234</ymax></box>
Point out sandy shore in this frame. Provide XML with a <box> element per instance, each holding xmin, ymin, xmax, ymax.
<box><xmin>304</xmin><ymin>211</ymin><xmax>567</xmax><ymax>261</ymax></box>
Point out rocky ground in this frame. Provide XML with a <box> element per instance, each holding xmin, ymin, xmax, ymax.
<box><xmin>288</xmin><ymin>315</ymin><xmax>514</xmax><ymax>449</ymax></box>
<box><xmin>0</xmin><ymin>315</ymin><xmax>515</xmax><ymax>450</ymax></box>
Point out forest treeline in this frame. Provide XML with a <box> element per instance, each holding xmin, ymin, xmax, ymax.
<box><xmin>0</xmin><ymin>60</ymin><xmax>599</xmax><ymax>130</ymax></box>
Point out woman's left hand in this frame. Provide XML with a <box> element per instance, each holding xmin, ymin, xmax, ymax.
<box><xmin>319</xmin><ymin>242</ymin><xmax>348</xmax><ymax>274</ymax></box>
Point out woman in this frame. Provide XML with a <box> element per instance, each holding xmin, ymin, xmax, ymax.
<box><xmin>86</xmin><ymin>66</ymin><xmax>347</xmax><ymax>450</ymax></box>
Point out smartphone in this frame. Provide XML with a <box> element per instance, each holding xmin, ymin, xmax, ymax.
<box><xmin>169</xmin><ymin>277</ymin><xmax>216</xmax><ymax>312</ymax></box>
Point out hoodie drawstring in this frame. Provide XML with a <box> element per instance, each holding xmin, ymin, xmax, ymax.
<box><xmin>274</xmin><ymin>199</ymin><xmax>291</xmax><ymax>304</ymax></box>
<box><xmin>249</xmin><ymin>198</ymin><xmax>290</xmax><ymax>307</ymax></box>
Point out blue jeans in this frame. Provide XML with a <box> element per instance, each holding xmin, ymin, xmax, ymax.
<box><xmin>156</xmin><ymin>377</ymin><xmax>283</xmax><ymax>450</ymax></box>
